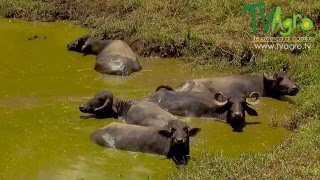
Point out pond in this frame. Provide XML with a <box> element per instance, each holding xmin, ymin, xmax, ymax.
<box><xmin>0</xmin><ymin>19</ymin><xmax>291</xmax><ymax>179</ymax></box>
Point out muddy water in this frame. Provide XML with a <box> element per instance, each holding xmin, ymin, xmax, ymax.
<box><xmin>0</xmin><ymin>19</ymin><xmax>291</xmax><ymax>179</ymax></box>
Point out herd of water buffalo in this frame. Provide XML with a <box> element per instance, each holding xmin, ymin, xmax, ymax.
<box><xmin>67</xmin><ymin>35</ymin><xmax>300</xmax><ymax>166</ymax></box>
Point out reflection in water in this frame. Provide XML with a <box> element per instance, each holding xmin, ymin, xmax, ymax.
<box><xmin>0</xmin><ymin>19</ymin><xmax>291</xmax><ymax>179</ymax></box>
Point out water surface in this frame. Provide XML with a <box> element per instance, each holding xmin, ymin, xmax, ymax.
<box><xmin>0</xmin><ymin>19</ymin><xmax>291</xmax><ymax>179</ymax></box>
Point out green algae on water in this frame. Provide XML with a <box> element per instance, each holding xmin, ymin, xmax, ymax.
<box><xmin>0</xmin><ymin>19</ymin><xmax>290</xmax><ymax>179</ymax></box>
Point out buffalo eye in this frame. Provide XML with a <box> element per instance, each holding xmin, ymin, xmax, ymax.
<box><xmin>170</xmin><ymin>128</ymin><xmax>176</xmax><ymax>132</ymax></box>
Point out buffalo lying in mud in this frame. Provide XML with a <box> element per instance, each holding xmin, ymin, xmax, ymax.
<box><xmin>149</xmin><ymin>85</ymin><xmax>261</xmax><ymax>131</ymax></box>
<box><xmin>212</xmin><ymin>92</ymin><xmax>260</xmax><ymax>131</ymax></box>
<box><xmin>91</xmin><ymin>121</ymin><xmax>200</xmax><ymax>166</ymax></box>
<box><xmin>175</xmin><ymin>69</ymin><xmax>299</xmax><ymax>99</ymax></box>
<box><xmin>148</xmin><ymin>85</ymin><xmax>221</xmax><ymax>117</ymax></box>
<box><xmin>79</xmin><ymin>90</ymin><xmax>180</xmax><ymax>127</ymax></box>
<box><xmin>67</xmin><ymin>36</ymin><xmax>142</xmax><ymax>76</ymax></box>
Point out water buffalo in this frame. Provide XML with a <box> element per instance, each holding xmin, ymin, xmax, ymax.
<box><xmin>149</xmin><ymin>86</ymin><xmax>260</xmax><ymax>131</ymax></box>
<box><xmin>148</xmin><ymin>85</ymin><xmax>220</xmax><ymax>117</ymax></box>
<box><xmin>67</xmin><ymin>36</ymin><xmax>142</xmax><ymax>76</ymax></box>
<box><xmin>175</xmin><ymin>69</ymin><xmax>299</xmax><ymax>99</ymax></box>
<box><xmin>91</xmin><ymin>121</ymin><xmax>200</xmax><ymax>165</ymax></box>
<box><xmin>79</xmin><ymin>90</ymin><xmax>179</xmax><ymax>127</ymax></box>
<box><xmin>212</xmin><ymin>92</ymin><xmax>260</xmax><ymax>131</ymax></box>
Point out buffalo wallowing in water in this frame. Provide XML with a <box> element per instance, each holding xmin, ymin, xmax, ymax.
<box><xmin>67</xmin><ymin>35</ymin><xmax>142</xmax><ymax>76</ymax></box>
<box><xmin>149</xmin><ymin>86</ymin><xmax>260</xmax><ymax>131</ymax></box>
<box><xmin>80</xmin><ymin>90</ymin><xmax>201</xmax><ymax>165</ymax></box>
<box><xmin>175</xmin><ymin>69</ymin><xmax>299</xmax><ymax>99</ymax></box>
<box><xmin>79</xmin><ymin>90</ymin><xmax>181</xmax><ymax>127</ymax></box>
<box><xmin>78</xmin><ymin>68</ymin><xmax>299</xmax><ymax>166</ymax></box>
<box><xmin>91</xmin><ymin>121</ymin><xmax>200</xmax><ymax>166</ymax></box>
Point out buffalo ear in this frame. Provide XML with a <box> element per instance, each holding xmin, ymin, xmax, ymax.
<box><xmin>245</xmin><ymin>105</ymin><xmax>258</xmax><ymax>116</ymax></box>
<box><xmin>158</xmin><ymin>130</ymin><xmax>172</xmax><ymax>138</ymax></box>
<box><xmin>189</xmin><ymin>128</ymin><xmax>201</xmax><ymax>137</ymax></box>
<box><xmin>79</xmin><ymin>35</ymin><xmax>89</xmax><ymax>43</ymax></box>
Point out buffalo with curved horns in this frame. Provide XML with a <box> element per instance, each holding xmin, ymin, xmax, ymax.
<box><xmin>212</xmin><ymin>92</ymin><xmax>260</xmax><ymax>131</ymax></box>
<box><xmin>149</xmin><ymin>86</ymin><xmax>260</xmax><ymax>131</ymax></box>
<box><xmin>81</xmin><ymin>90</ymin><xmax>201</xmax><ymax>165</ymax></box>
<box><xmin>79</xmin><ymin>90</ymin><xmax>182</xmax><ymax>127</ymax></box>
<box><xmin>175</xmin><ymin>69</ymin><xmax>299</xmax><ymax>99</ymax></box>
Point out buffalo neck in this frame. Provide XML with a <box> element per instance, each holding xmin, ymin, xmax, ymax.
<box><xmin>95</xmin><ymin>108</ymin><xmax>118</xmax><ymax>119</ymax></box>
<box><xmin>113</xmin><ymin>99</ymin><xmax>134</xmax><ymax>118</ymax></box>
<box><xmin>156</xmin><ymin>136</ymin><xmax>172</xmax><ymax>157</ymax></box>
<box><xmin>262</xmin><ymin>76</ymin><xmax>281</xmax><ymax>99</ymax></box>
<box><xmin>211</xmin><ymin>106</ymin><xmax>228</xmax><ymax>121</ymax></box>
<box><xmin>91</xmin><ymin>40</ymin><xmax>110</xmax><ymax>55</ymax></box>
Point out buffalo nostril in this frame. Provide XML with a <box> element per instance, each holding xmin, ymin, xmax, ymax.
<box><xmin>79</xmin><ymin>105</ymin><xmax>85</xmax><ymax>110</ymax></box>
<box><xmin>176</xmin><ymin>139</ymin><xmax>184</xmax><ymax>143</ymax></box>
<box><xmin>234</xmin><ymin>112</ymin><xmax>241</xmax><ymax>117</ymax></box>
<box><xmin>67</xmin><ymin>44</ymin><xmax>74</xmax><ymax>50</ymax></box>
<box><xmin>234</xmin><ymin>112</ymin><xmax>242</xmax><ymax>117</ymax></box>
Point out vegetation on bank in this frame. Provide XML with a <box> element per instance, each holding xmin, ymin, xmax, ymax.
<box><xmin>171</xmin><ymin>120</ymin><xmax>320</xmax><ymax>179</ymax></box>
<box><xmin>1</xmin><ymin>0</ymin><xmax>319</xmax><ymax>59</ymax></box>
<box><xmin>1</xmin><ymin>0</ymin><xmax>320</xmax><ymax>179</ymax></box>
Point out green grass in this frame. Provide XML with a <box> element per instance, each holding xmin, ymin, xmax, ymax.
<box><xmin>1</xmin><ymin>0</ymin><xmax>320</xmax><ymax>179</ymax></box>
<box><xmin>171</xmin><ymin>119</ymin><xmax>320</xmax><ymax>179</ymax></box>
<box><xmin>1</xmin><ymin>0</ymin><xmax>319</xmax><ymax>59</ymax></box>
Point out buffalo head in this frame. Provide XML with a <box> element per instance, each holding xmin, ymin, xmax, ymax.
<box><xmin>67</xmin><ymin>35</ymin><xmax>89</xmax><ymax>52</ymax></box>
<box><xmin>213</xmin><ymin>92</ymin><xmax>260</xmax><ymax>131</ymax></box>
<box><xmin>158</xmin><ymin>120</ymin><xmax>201</xmax><ymax>166</ymax></box>
<box><xmin>79</xmin><ymin>90</ymin><xmax>117</xmax><ymax>118</ymax></box>
<box><xmin>264</xmin><ymin>69</ymin><xmax>300</xmax><ymax>98</ymax></box>
<box><xmin>67</xmin><ymin>35</ymin><xmax>105</xmax><ymax>56</ymax></box>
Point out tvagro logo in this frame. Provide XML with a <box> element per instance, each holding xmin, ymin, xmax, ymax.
<box><xmin>242</xmin><ymin>2</ymin><xmax>315</xmax><ymax>51</ymax></box>
<box><xmin>242</xmin><ymin>2</ymin><xmax>313</xmax><ymax>36</ymax></box>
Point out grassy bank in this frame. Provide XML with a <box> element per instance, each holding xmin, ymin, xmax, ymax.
<box><xmin>171</xmin><ymin>120</ymin><xmax>320</xmax><ymax>179</ymax></box>
<box><xmin>1</xmin><ymin>0</ymin><xmax>319</xmax><ymax>59</ymax></box>
<box><xmin>1</xmin><ymin>0</ymin><xmax>320</xmax><ymax>179</ymax></box>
